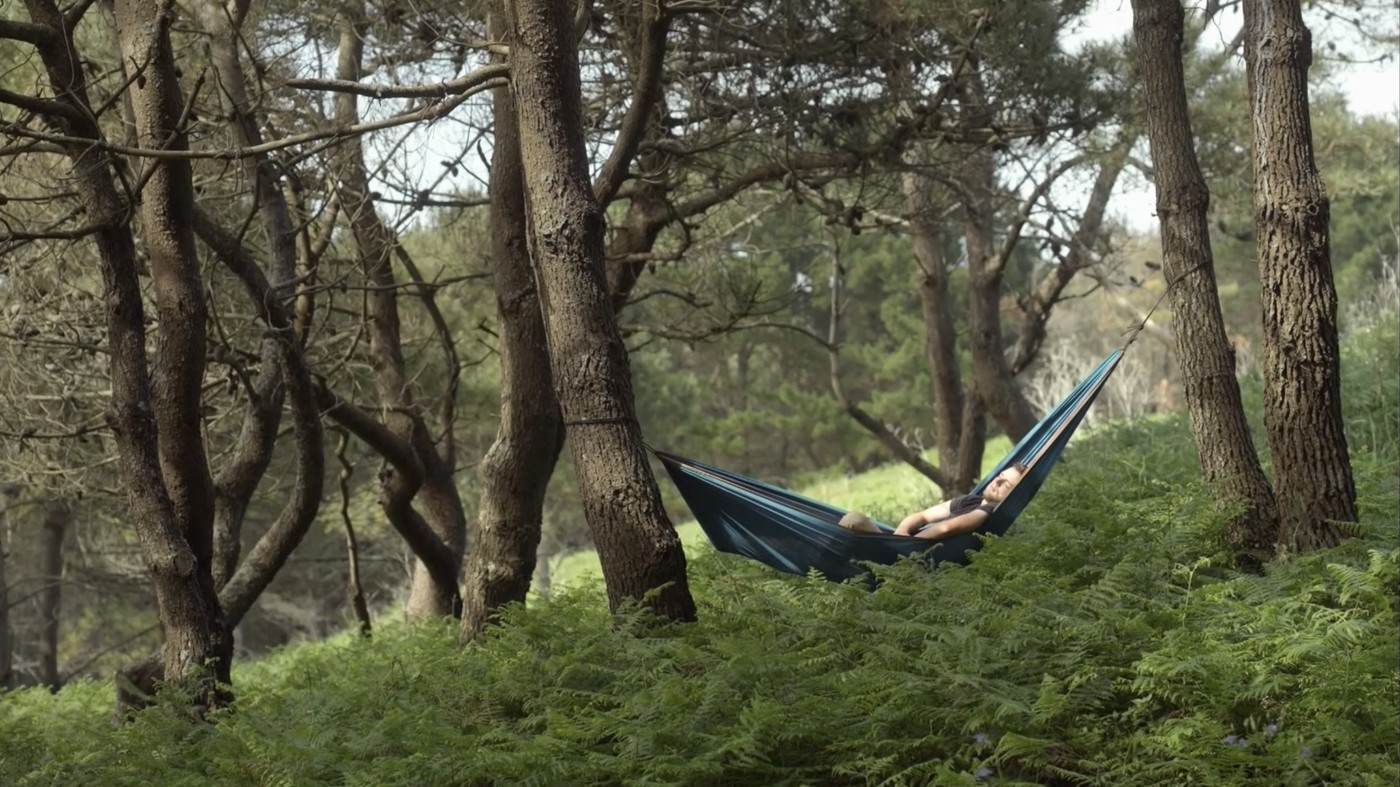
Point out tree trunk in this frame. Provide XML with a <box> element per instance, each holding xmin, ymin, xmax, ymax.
<box><xmin>906</xmin><ymin>165</ymin><xmax>969</xmax><ymax>492</ymax></box>
<box><xmin>193</xmin><ymin>0</ymin><xmax>299</xmax><ymax>590</ymax></box>
<box><xmin>461</xmin><ymin>18</ymin><xmax>565</xmax><ymax>642</ymax></box>
<box><xmin>1132</xmin><ymin>0</ymin><xmax>1281</xmax><ymax>558</ymax></box>
<box><xmin>958</xmin><ymin>75</ymin><xmax>1038</xmax><ymax>442</ymax></box>
<box><xmin>1242</xmin><ymin>0</ymin><xmax>1355</xmax><ymax>550</ymax></box>
<box><xmin>0</xmin><ymin>505</ymin><xmax>12</xmax><ymax>691</ymax></box>
<box><xmin>333</xmin><ymin>4</ymin><xmax>465</xmax><ymax>619</ymax></box>
<box><xmin>191</xmin><ymin>208</ymin><xmax>327</xmax><ymax>629</ymax></box>
<box><xmin>38</xmin><ymin>502</ymin><xmax>69</xmax><ymax>691</ymax></box>
<box><xmin>110</xmin><ymin>0</ymin><xmax>233</xmax><ymax>698</ymax></box>
<box><xmin>829</xmin><ymin>250</ymin><xmax>954</xmax><ymax>491</ymax></box>
<box><xmin>605</xmin><ymin>178</ymin><xmax>672</xmax><ymax>312</ymax></box>
<box><xmin>505</xmin><ymin>0</ymin><xmax>696</xmax><ymax>622</ymax></box>
<box><xmin>464</xmin><ymin>2</ymin><xmax>672</xmax><ymax>635</ymax></box>
<box><xmin>954</xmin><ymin>391</ymin><xmax>987</xmax><ymax>490</ymax></box>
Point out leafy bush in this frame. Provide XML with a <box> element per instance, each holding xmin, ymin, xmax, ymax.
<box><xmin>2</xmin><ymin>426</ymin><xmax>1395</xmax><ymax>786</ymax></box>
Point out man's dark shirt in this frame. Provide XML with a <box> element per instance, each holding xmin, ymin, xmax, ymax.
<box><xmin>948</xmin><ymin>493</ymin><xmax>996</xmax><ymax>517</ymax></box>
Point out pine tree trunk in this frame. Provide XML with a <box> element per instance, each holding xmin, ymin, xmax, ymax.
<box><xmin>333</xmin><ymin>5</ymin><xmax>465</xmax><ymax>618</ymax></box>
<box><xmin>112</xmin><ymin>0</ymin><xmax>233</xmax><ymax>699</ymax></box>
<box><xmin>1242</xmin><ymin>0</ymin><xmax>1356</xmax><ymax>550</ymax></box>
<box><xmin>0</xmin><ymin>505</ymin><xmax>13</xmax><ymax>690</ymax></box>
<box><xmin>906</xmin><ymin>165</ymin><xmax>968</xmax><ymax>491</ymax></box>
<box><xmin>38</xmin><ymin>503</ymin><xmax>69</xmax><ymax>691</ymax></box>
<box><xmin>1132</xmin><ymin>0</ymin><xmax>1281</xmax><ymax>558</ymax></box>
<box><xmin>605</xmin><ymin>178</ymin><xmax>671</xmax><ymax>312</ymax></box>
<box><xmin>958</xmin><ymin>77</ymin><xmax>1037</xmax><ymax>442</ymax></box>
<box><xmin>18</xmin><ymin>0</ymin><xmax>230</xmax><ymax>707</ymax></box>
<box><xmin>191</xmin><ymin>208</ymin><xmax>326</xmax><ymax>630</ymax></box>
<box><xmin>954</xmin><ymin>392</ymin><xmax>988</xmax><ymax>490</ymax></box>
<box><xmin>505</xmin><ymin>0</ymin><xmax>696</xmax><ymax>622</ymax></box>
<box><xmin>461</xmin><ymin>27</ymin><xmax>565</xmax><ymax>640</ymax></box>
<box><xmin>193</xmin><ymin>0</ymin><xmax>298</xmax><ymax>592</ymax></box>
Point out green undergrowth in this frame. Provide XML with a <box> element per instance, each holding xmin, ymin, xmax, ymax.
<box><xmin>2</xmin><ymin>418</ymin><xmax>1395</xmax><ymax>786</ymax></box>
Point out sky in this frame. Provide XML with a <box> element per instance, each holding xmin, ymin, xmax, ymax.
<box><xmin>1072</xmin><ymin>0</ymin><xmax>1399</xmax><ymax>231</ymax></box>
<box><xmin>1071</xmin><ymin>0</ymin><xmax>1398</xmax><ymax>117</ymax></box>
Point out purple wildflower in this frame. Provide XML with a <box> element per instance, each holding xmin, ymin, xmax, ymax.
<box><xmin>1223</xmin><ymin>734</ymin><xmax>1238</xmax><ymax>745</ymax></box>
<box><xmin>1265</xmin><ymin>723</ymin><xmax>1277</xmax><ymax>738</ymax></box>
<box><xmin>974</xmin><ymin>766</ymin><xmax>994</xmax><ymax>780</ymax></box>
<box><xmin>972</xmin><ymin>733</ymin><xmax>991</xmax><ymax>746</ymax></box>
<box><xmin>1238</xmin><ymin>737</ymin><xmax>1248</xmax><ymax>747</ymax></box>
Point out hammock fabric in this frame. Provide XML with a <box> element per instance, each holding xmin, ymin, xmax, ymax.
<box><xmin>654</xmin><ymin>350</ymin><xmax>1124</xmax><ymax>582</ymax></box>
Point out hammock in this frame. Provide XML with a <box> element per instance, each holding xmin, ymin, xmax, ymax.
<box><xmin>654</xmin><ymin>350</ymin><xmax>1124</xmax><ymax>582</ymax></box>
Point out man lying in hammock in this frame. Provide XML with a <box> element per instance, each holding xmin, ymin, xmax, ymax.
<box><xmin>838</xmin><ymin>462</ymin><xmax>1028</xmax><ymax>540</ymax></box>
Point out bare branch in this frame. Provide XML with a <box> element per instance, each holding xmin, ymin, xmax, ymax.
<box><xmin>592</xmin><ymin>0</ymin><xmax>667</xmax><ymax>206</ymax></box>
<box><xmin>2</xmin><ymin>73</ymin><xmax>505</xmax><ymax>161</ymax></box>
<box><xmin>0</xmin><ymin>88</ymin><xmax>85</xmax><ymax>121</ymax></box>
<box><xmin>989</xmin><ymin>154</ymin><xmax>1087</xmax><ymax>278</ymax></box>
<box><xmin>0</xmin><ymin>17</ymin><xmax>57</xmax><ymax>45</ymax></box>
<box><xmin>825</xmin><ymin>235</ymin><xmax>952</xmax><ymax>490</ymax></box>
<box><xmin>393</xmin><ymin>246</ymin><xmax>461</xmax><ymax>465</ymax></box>
<box><xmin>1010</xmin><ymin>135</ymin><xmax>1134</xmax><ymax>373</ymax></box>
<box><xmin>286</xmin><ymin>62</ymin><xmax>508</xmax><ymax>100</ymax></box>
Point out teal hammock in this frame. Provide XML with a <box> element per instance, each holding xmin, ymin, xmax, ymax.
<box><xmin>654</xmin><ymin>351</ymin><xmax>1124</xmax><ymax>582</ymax></box>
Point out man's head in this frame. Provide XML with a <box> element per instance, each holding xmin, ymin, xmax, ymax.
<box><xmin>982</xmin><ymin>462</ymin><xmax>1028</xmax><ymax>503</ymax></box>
<box><xmin>838</xmin><ymin>511</ymin><xmax>880</xmax><ymax>533</ymax></box>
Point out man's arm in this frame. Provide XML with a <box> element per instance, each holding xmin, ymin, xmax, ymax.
<box><xmin>912</xmin><ymin>508</ymin><xmax>990</xmax><ymax>540</ymax></box>
<box><xmin>894</xmin><ymin>501</ymin><xmax>952</xmax><ymax>536</ymax></box>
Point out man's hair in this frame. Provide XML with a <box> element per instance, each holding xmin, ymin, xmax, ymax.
<box><xmin>1008</xmin><ymin>462</ymin><xmax>1029</xmax><ymax>474</ymax></box>
<box><xmin>838</xmin><ymin>511</ymin><xmax>880</xmax><ymax>533</ymax></box>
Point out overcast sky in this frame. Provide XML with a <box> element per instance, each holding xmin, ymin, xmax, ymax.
<box><xmin>1071</xmin><ymin>0</ymin><xmax>1399</xmax><ymax>230</ymax></box>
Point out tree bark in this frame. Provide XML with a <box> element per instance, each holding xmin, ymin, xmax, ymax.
<box><xmin>192</xmin><ymin>0</ymin><xmax>299</xmax><ymax>589</ymax></box>
<box><xmin>505</xmin><ymin>0</ymin><xmax>696</xmax><ymax>622</ymax></box>
<box><xmin>1132</xmin><ymin>0</ymin><xmax>1281</xmax><ymax>558</ymax></box>
<box><xmin>1242</xmin><ymin>0</ymin><xmax>1355</xmax><ymax>550</ymax></box>
<box><xmin>110</xmin><ymin>0</ymin><xmax>233</xmax><ymax>698</ymax></box>
<box><xmin>37</xmin><ymin>502</ymin><xmax>69</xmax><ymax>691</ymax></box>
<box><xmin>461</xmin><ymin>14</ymin><xmax>565</xmax><ymax>642</ymax></box>
<box><xmin>906</xmin><ymin>164</ymin><xmax>969</xmax><ymax>491</ymax></box>
<box><xmin>0</xmin><ymin>497</ymin><xmax>13</xmax><ymax>690</ymax></box>
<box><xmin>333</xmin><ymin>4</ymin><xmax>465</xmax><ymax>619</ymax></box>
<box><xmin>190</xmin><ymin>208</ymin><xmax>327</xmax><ymax>629</ymax></box>
<box><xmin>605</xmin><ymin>180</ymin><xmax>673</xmax><ymax>313</ymax></box>
<box><xmin>958</xmin><ymin>73</ymin><xmax>1038</xmax><ymax>442</ymax></box>
<box><xmin>954</xmin><ymin>390</ymin><xmax>987</xmax><ymax>490</ymax></box>
<box><xmin>16</xmin><ymin>0</ymin><xmax>231</xmax><ymax>705</ymax></box>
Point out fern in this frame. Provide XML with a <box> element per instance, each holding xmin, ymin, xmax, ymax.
<box><xmin>3</xmin><ymin>441</ymin><xmax>1396</xmax><ymax>786</ymax></box>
